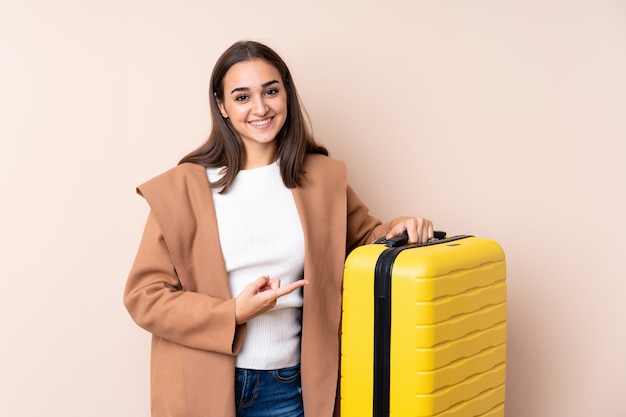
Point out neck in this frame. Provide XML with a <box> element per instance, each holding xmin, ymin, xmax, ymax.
<box><xmin>243</xmin><ymin>146</ymin><xmax>278</xmax><ymax>170</ymax></box>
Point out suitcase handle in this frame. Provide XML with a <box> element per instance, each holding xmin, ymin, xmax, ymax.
<box><xmin>375</xmin><ymin>230</ymin><xmax>448</xmax><ymax>247</ymax></box>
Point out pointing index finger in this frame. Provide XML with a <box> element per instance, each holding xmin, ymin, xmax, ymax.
<box><xmin>275</xmin><ymin>279</ymin><xmax>309</xmax><ymax>297</ymax></box>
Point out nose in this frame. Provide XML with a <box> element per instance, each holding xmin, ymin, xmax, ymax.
<box><xmin>252</xmin><ymin>96</ymin><xmax>269</xmax><ymax>115</ymax></box>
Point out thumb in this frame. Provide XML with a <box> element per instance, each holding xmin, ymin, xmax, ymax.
<box><xmin>266</xmin><ymin>277</ymin><xmax>281</xmax><ymax>290</ymax></box>
<box><xmin>248</xmin><ymin>275</ymin><xmax>271</xmax><ymax>292</ymax></box>
<box><xmin>386</xmin><ymin>225</ymin><xmax>407</xmax><ymax>239</ymax></box>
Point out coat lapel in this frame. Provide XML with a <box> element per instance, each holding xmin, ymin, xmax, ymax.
<box><xmin>291</xmin><ymin>156</ymin><xmax>348</xmax><ymax>416</ymax></box>
<box><xmin>181</xmin><ymin>163</ymin><xmax>231</xmax><ymax>297</ymax></box>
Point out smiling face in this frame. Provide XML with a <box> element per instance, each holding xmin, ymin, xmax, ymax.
<box><xmin>216</xmin><ymin>59</ymin><xmax>288</xmax><ymax>167</ymax></box>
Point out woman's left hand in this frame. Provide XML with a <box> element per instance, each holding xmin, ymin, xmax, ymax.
<box><xmin>386</xmin><ymin>216</ymin><xmax>434</xmax><ymax>244</ymax></box>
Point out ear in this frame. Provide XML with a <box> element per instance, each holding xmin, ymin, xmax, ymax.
<box><xmin>214</xmin><ymin>93</ymin><xmax>229</xmax><ymax>119</ymax></box>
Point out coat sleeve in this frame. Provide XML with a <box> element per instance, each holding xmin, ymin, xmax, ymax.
<box><xmin>123</xmin><ymin>210</ymin><xmax>246</xmax><ymax>355</ymax></box>
<box><xmin>345</xmin><ymin>184</ymin><xmax>393</xmax><ymax>253</ymax></box>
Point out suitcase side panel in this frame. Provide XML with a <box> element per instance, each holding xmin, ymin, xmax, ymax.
<box><xmin>389</xmin><ymin>237</ymin><xmax>506</xmax><ymax>416</ymax></box>
<box><xmin>341</xmin><ymin>244</ymin><xmax>387</xmax><ymax>417</ymax></box>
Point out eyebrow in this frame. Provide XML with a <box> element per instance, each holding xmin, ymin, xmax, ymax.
<box><xmin>230</xmin><ymin>79</ymin><xmax>280</xmax><ymax>95</ymax></box>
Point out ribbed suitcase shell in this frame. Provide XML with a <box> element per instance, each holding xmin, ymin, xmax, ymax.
<box><xmin>341</xmin><ymin>236</ymin><xmax>506</xmax><ymax>417</ymax></box>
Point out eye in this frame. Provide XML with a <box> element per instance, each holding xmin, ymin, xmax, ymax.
<box><xmin>265</xmin><ymin>88</ymin><xmax>279</xmax><ymax>96</ymax></box>
<box><xmin>235</xmin><ymin>94</ymin><xmax>249</xmax><ymax>102</ymax></box>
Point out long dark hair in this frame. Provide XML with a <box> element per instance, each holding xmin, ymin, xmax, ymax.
<box><xmin>179</xmin><ymin>40</ymin><xmax>328</xmax><ymax>192</ymax></box>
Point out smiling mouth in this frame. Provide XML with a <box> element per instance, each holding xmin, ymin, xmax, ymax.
<box><xmin>248</xmin><ymin>117</ymin><xmax>273</xmax><ymax>127</ymax></box>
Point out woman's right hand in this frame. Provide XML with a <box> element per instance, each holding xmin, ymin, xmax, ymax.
<box><xmin>234</xmin><ymin>275</ymin><xmax>309</xmax><ymax>324</ymax></box>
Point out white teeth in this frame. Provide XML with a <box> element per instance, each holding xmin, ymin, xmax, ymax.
<box><xmin>249</xmin><ymin>118</ymin><xmax>271</xmax><ymax>127</ymax></box>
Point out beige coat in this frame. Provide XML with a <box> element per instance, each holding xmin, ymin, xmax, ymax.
<box><xmin>124</xmin><ymin>154</ymin><xmax>392</xmax><ymax>417</ymax></box>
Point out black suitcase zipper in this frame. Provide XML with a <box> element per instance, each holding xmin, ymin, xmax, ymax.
<box><xmin>373</xmin><ymin>245</ymin><xmax>404</xmax><ymax>417</ymax></box>
<box><xmin>371</xmin><ymin>233</ymin><xmax>471</xmax><ymax>417</ymax></box>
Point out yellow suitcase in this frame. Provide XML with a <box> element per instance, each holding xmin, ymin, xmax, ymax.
<box><xmin>341</xmin><ymin>233</ymin><xmax>506</xmax><ymax>417</ymax></box>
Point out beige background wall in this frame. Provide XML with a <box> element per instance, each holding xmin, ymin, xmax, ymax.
<box><xmin>1</xmin><ymin>0</ymin><xmax>624</xmax><ymax>416</ymax></box>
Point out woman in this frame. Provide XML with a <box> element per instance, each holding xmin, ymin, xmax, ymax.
<box><xmin>124</xmin><ymin>40</ymin><xmax>433</xmax><ymax>417</ymax></box>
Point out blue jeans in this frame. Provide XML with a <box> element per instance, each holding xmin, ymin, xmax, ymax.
<box><xmin>235</xmin><ymin>364</ymin><xmax>304</xmax><ymax>417</ymax></box>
